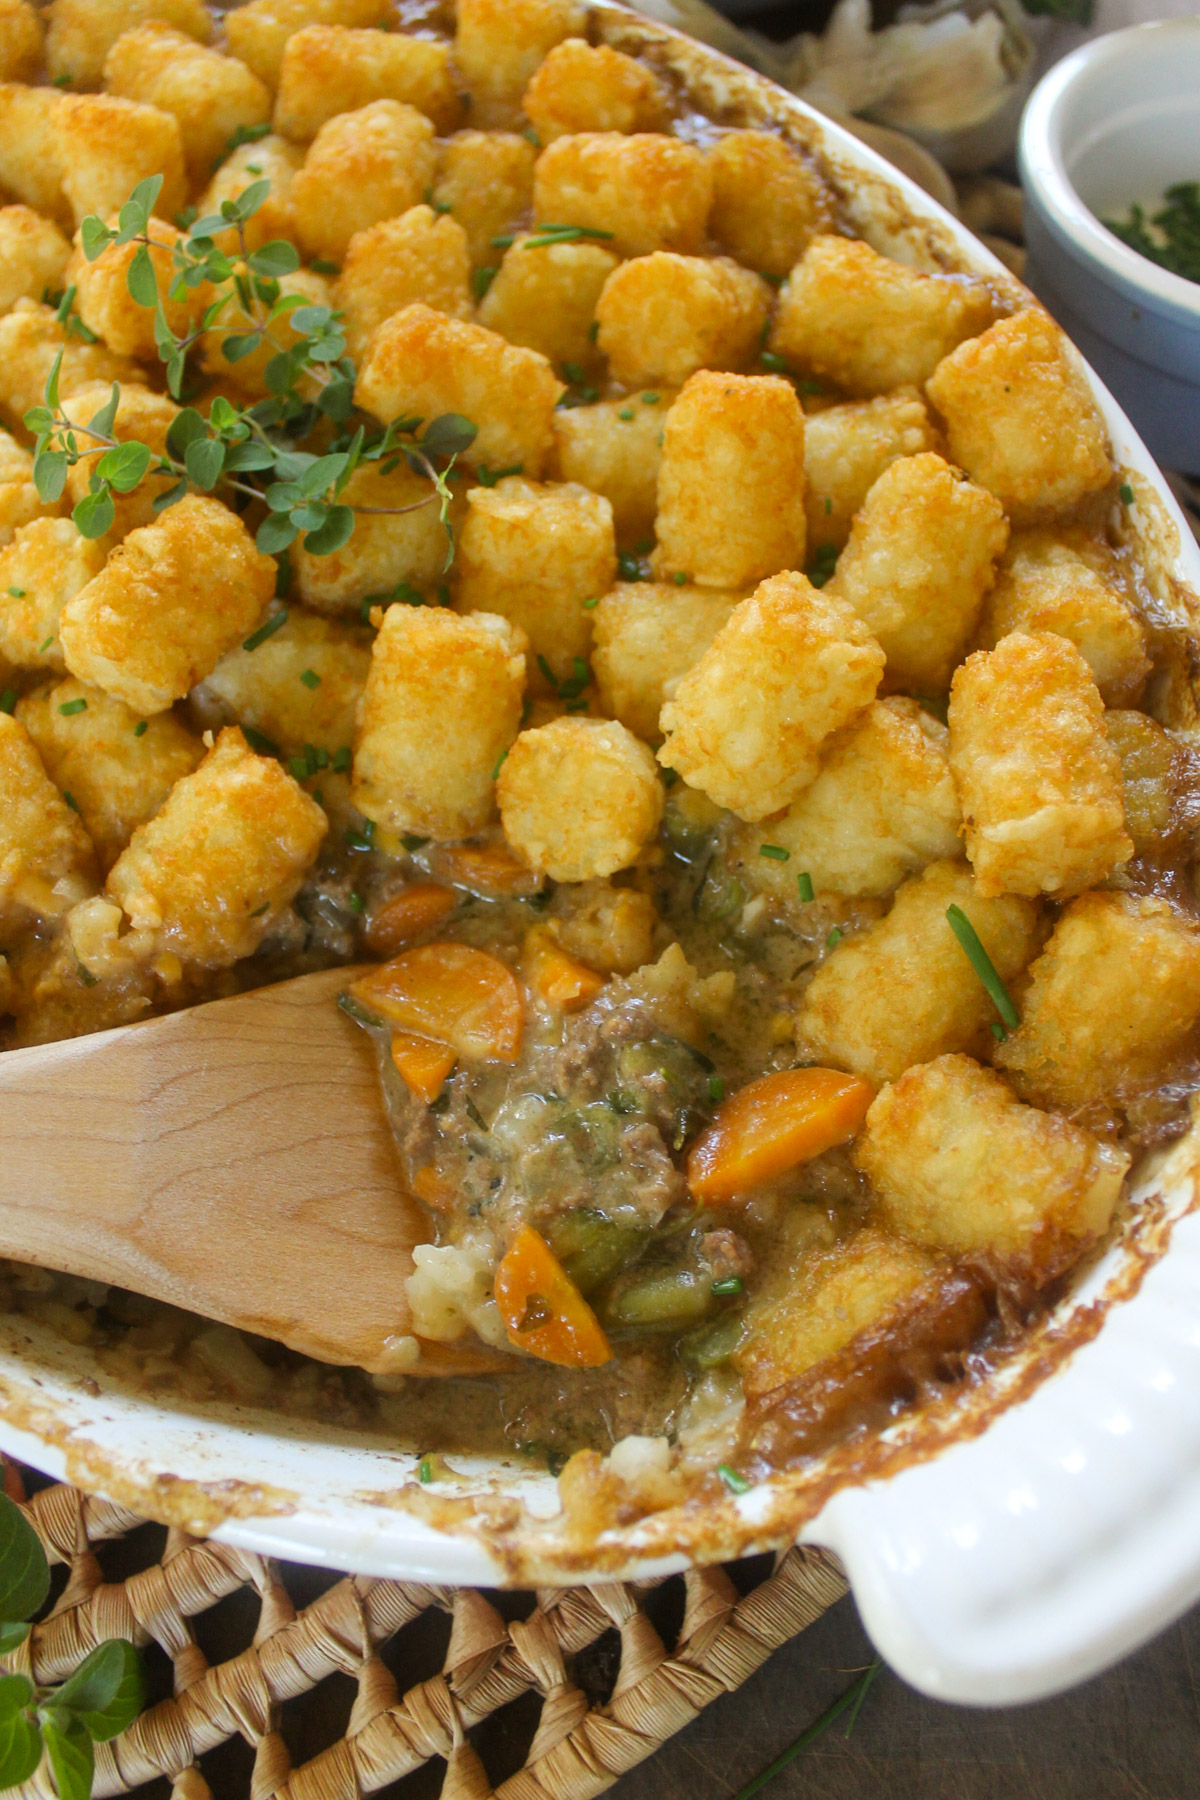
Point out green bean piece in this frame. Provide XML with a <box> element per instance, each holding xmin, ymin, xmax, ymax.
<box><xmin>604</xmin><ymin>1265</ymin><xmax>713</xmax><ymax>1331</ymax></box>
<box><xmin>546</xmin><ymin>1210</ymin><xmax>647</xmax><ymax>1296</ymax></box>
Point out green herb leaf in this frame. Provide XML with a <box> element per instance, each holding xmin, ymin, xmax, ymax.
<box><xmin>471</xmin><ymin>265</ymin><xmax>497</xmax><ymax>300</ymax></box>
<box><xmin>807</xmin><ymin>543</ymin><xmax>839</xmax><ymax>588</ymax></box>
<box><xmin>223</xmin><ymin>440</ymin><xmax>275</xmax><ymax>473</ymax></box>
<box><xmin>247</xmin><ymin>239</ymin><xmax>301</xmax><ymax>279</ymax></box>
<box><xmin>257</xmin><ymin>513</ymin><xmax>300</xmax><ymax>555</ymax></box>
<box><xmin>1120</xmin><ymin>481</ymin><xmax>1135</xmax><ymax>505</ymax></box>
<box><xmin>310</xmin><ymin>258</ymin><xmax>341</xmax><ymax>275</ymax></box>
<box><xmin>0</xmin><ymin>1493</ymin><xmax>49</xmax><ymax>1624</ymax></box>
<box><xmin>118</xmin><ymin>174</ymin><xmax>163</xmax><ymax>241</ymax></box>
<box><xmin>52</xmin><ymin>1639</ymin><xmax>143</xmax><ymax>1742</ymax></box>
<box><xmin>80</xmin><ymin>216</ymin><xmax>114</xmax><ymax>261</ymax></box>
<box><xmin>220</xmin><ymin>329</ymin><xmax>263</xmax><ymax>364</ymax></box>
<box><xmin>945</xmin><ymin>903</ymin><xmax>1020</xmax><ymax>1028</ymax></box>
<box><xmin>184</xmin><ymin>436</ymin><xmax>225</xmax><ymax>492</ymax></box>
<box><xmin>825</xmin><ymin>926</ymin><xmax>843</xmax><ymax>950</ymax></box>
<box><xmin>242</xmin><ymin>724</ymin><xmax>279</xmax><ymax>756</ymax></box>
<box><xmin>133</xmin><ymin>720</ymin><xmax>147</xmax><ymax>737</ymax></box>
<box><xmin>125</xmin><ymin>242</ymin><xmax>158</xmax><ymax>307</ymax></box>
<box><xmin>96</xmin><ymin>440</ymin><xmax>151</xmax><ymax>493</ymax></box>
<box><xmin>758</xmin><ymin>844</ymin><xmax>789</xmax><ymax>862</ymax></box>
<box><xmin>299</xmin><ymin>667</ymin><xmax>321</xmax><ymax>689</ymax></box>
<box><xmin>796</xmin><ymin>871</ymin><xmax>814</xmax><ymax>903</ymax></box>
<box><xmin>0</xmin><ymin>1707</ymin><xmax>41</xmax><ymax>1791</ymax></box>
<box><xmin>164</xmin><ymin>408</ymin><xmax>205</xmax><ymax>458</ymax></box>
<box><xmin>420</xmin><ymin>413</ymin><xmax>477</xmax><ymax>459</ymax></box>
<box><xmin>58</xmin><ymin>697</ymin><xmax>87</xmax><ymax>716</ymax></box>
<box><xmin>0</xmin><ymin>1622</ymin><xmax>29</xmax><ymax>1655</ymax></box>
<box><xmin>44</xmin><ymin>346</ymin><xmax>64</xmax><ymax>412</ymax></box>
<box><xmin>718</xmin><ymin>1463</ymin><xmax>752</xmax><ymax>1494</ymax></box>
<box><xmin>72</xmin><ymin>484</ymin><xmax>115</xmax><ymax>539</ymax></box>
<box><xmin>332</xmin><ymin>746</ymin><xmax>352</xmax><ymax>772</ymax></box>
<box><xmin>150</xmin><ymin>475</ymin><xmax>188</xmax><ymax>515</ymax></box>
<box><xmin>41</xmin><ymin>1706</ymin><xmax>94</xmax><ymax>1800</ymax></box>
<box><xmin>86</xmin><ymin>383</ymin><xmax>120</xmax><ymax>441</ymax></box>
<box><xmin>0</xmin><ymin>690</ymin><xmax>15</xmax><ymax>716</ymax></box>
<box><xmin>711</xmin><ymin>1275</ymin><xmax>742</xmax><ymax>1295</ymax></box>
<box><xmin>303</xmin><ymin>503</ymin><xmax>354</xmax><ymax>555</ymax></box>
<box><xmin>221</xmin><ymin>120</ymin><xmax>271</xmax><ymax>160</ymax></box>
<box><xmin>0</xmin><ymin>1674</ymin><xmax>33</xmax><ymax>1720</ymax></box>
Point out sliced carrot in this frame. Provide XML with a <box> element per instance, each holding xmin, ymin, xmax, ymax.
<box><xmin>494</xmin><ymin>1225</ymin><xmax>613</xmax><ymax>1368</ymax></box>
<box><xmin>439</xmin><ymin>843</ymin><xmax>540</xmax><ymax>897</ymax></box>
<box><xmin>524</xmin><ymin>925</ymin><xmax>604</xmax><ymax>1011</ymax></box>
<box><xmin>366</xmin><ymin>884</ymin><xmax>457</xmax><ymax>955</ymax></box>
<box><xmin>687</xmin><ymin>1068</ymin><xmax>875</xmax><ymax>1203</ymax></box>
<box><xmin>410</xmin><ymin>1164</ymin><xmax>457</xmax><ymax>1210</ymax></box>
<box><xmin>351</xmin><ymin>942</ymin><xmax>523</xmax><ymax>1062</ymax></box>
<box><xmin>391</xmin><ymin>1031</ymin><xmax>457</xmax><ymax>1104</ymax></box>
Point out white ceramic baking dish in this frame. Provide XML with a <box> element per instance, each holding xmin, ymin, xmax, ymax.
<box><xmin>6</xmin><ymin>1</ymin><xmax>1200</xmax><ymax>1709</ymax></box>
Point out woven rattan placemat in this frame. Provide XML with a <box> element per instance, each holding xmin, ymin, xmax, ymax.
<box><xmin>0</xmin><ymin>1467</ymin><xmax>847</xmax><ymax>1799</ymax></box>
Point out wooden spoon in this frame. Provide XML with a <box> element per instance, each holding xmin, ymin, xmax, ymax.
<box><xmin>0</xmin><ymin>967</ymin><xmax>492</xmax><ymax>1375</ymax></box>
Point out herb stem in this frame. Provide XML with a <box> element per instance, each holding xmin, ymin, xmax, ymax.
<box><xmin>730</xmin><ymin>1659</ymin><xmax>883</xmax><ymax>1800</ymax></box>
<box><xmin>945</xmin><ymin>904</ymin><xmax>1019</xmax><ymax>1028</ymax></box>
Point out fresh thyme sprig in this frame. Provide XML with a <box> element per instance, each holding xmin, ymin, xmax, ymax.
<box><xmin>25</xmin><ymin>172</ymin><xmax>477</xmax><ymax>569</ymax></box>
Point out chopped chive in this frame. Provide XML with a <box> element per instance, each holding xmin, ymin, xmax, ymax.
<box><xmin>402</xmin><ymin>833</ymin><xmax>428</xmax><ymax>851</ymax></box>
<box><xmin>945</xmin><ymin>903</ymin><xmax>1020</xmax><ymax>1028</ymax></box>
<box><xmin>796</xmin><ymin>377</ymin><xmax>825</xmax><ymax>396</ymax></box>
<box><xmin>310</xmin><ymin>258</ymin><xmax>340</xmax><ymax>275</ymax></box>
<box><xmin>656</xmin><ymin>430</ymin><xmax>664</xmax><ymax>447</ymax></box>
<box><xmin>617</xmin><ymin>551</ymin><xmax>646</xmax><ymax>581</ymax></box>
<box><xmin>243</xmin><ymin>609</ymin><xmax>288</xmax><ymax>652</ymax></box>
<box><xmin>0</xmin><ymin>689</ymin><xmax>15</xmax><ymax>715</ymax></box>
<box><xmin>673</xmin><ymin>570</ymin><xmax>689</xmax><ymax>585</ymax></box>
<box><xmin>417</xmin><ymin>1456</ymin><xmax>433</xmax><ymax>1483</ymax></box>
<box><xmin>63</xmin><ymin>790</ymin><xmax>79</xmax><ymax>811</ymax></box>
<box><xmin>242</xmin><ymin>725</ymin><xmax>280</xmax><ymax>756</ymax></box>
<box><xmin>250</xmin><ymin>900</ymin><xmax>270</xmax><ymax>916</ymax></box>
<box><xmin>618</xmin><ymin>407</ymin><xmax>634</xmax><ymax>421</ymax></box>
<box><xmin>712</xmin><ymin>1275</ymin><xmax>742</xmax><ymax>1295</ymax></box>
<box><xmin>730</xmin><ymin>1661</ymin><xmax>882</xmax><ymax>1800</ymax></box>
<box><xmin>299</xmin><ymin>667</ymin><xmax>321</xmax><ymax>689</ymax></box>
<box><xmin>796</xmin><ymin>871</ymin><xmax>814</xmax><ymax>902</ymax></box>
<box><xmin>807</xmin><ymin>543</ymin><xmax>839</xmax><ymax>589</ymax></box>
<box><xmin>634</xmin><ymin>538</ymin><xmax>653</xmax><ymax>554</ymax></box>
<box><xmin>991</xmin><ymin>1020</ymin><xmax>1008</xmax><ymax>1042</ymax></box>
<box><xmin>133</xmin><ymin>720</ymin><xmax>147</xmax><ymax>736</ymax></box>
<box><xmin>826</xmin><ymin>926</ymin><xmax>843</xmax><ymax>950</ymax></box>
<box><xmin>759</xmin><ymin>270</ymin><xmax>784</xmax><ymax>287</ymax></box>
<box><xmin>718</xmin><ymin>1463</ymin><xmax>752</xmax><ymax>1494</ymax></box>
<box><xmin>524</xmin><ymin>128</ymin><xmax>540</xmax><ymax>147</ymax></box>
<box><xmin>7</xmin><ymin>585</ymin><xmax>25</xmax><ymax>597</ymax></box>
<box><xmin>582</xmin><ymin>594</ymin><xmax>599</xmax><ymax>609</ymax></box>
<box><xmin>38</xmin><ymin>637</ymin><xmax>53</xmax><ymax>653</ymax></box>
<box><xmin>492</xmin><ymin>748</ymin><xmax>508</xmax><ymax>780</ymax></box>
<box><xmin>641</xmin><ymin>392</ymin><xmax>660</xmax><ymax>404</ymax></box>
<box><xmin>707</xmin><ymin>1074</ymin><xmax>725</xmax><ymax>1102</ymax></box>
<box><xmin>465</xmin><ymin>1095</ymin><xmax>488</xmax><ymax>1131</ymax></box>
<box><xmin>331</xmin><ymin>745</ymin><xmax>352</xmax><ymax>772</ymax></box>
<box><xmin>348</xmin><ymin>891</ymin><xmax>364</xmax><ymax>913</ymax></box>
<box><xmin>1120</xmin><ymin>482</ymin><xmax>1135</xmax><ymax>505</ymax></box>
<box><xmin>313</xmin><ymin>788</ymin><xmax>323</xmax><ymax>806</ymax></box>
<box><xmin>58</xmin><ymin>697</ymin><xmax>87</xmax><ymax>715</ymax></box>
<box><xmin>245</xmin><ymin>163</ymin><xmax>263</xmax><ymax>175</ymax></box>
<box><xmin>660</xmin><ymin>766</ymin><xmax>678</xmax><ymax>788</ymax></box>
<box><xmin>824</xmin><ymin>495</ymin><xmax>833</xmax><ymax>514</ymax></box>
<box><xmin>288</xmin><ymin>754</ymin><xmax>309</xmax><ymax>780</ymax></box>
<box><xmin>471</xmin><ymin>265</ymin><xmax>497</xmax><ymax>300</ymax></box>
<box><xmin>759</xmin><ymin>844</ymin><xmax>789</xmax><ymax>862</ymax></box>
<box><xmin>760</xmin><ymin>350</ymin><xmax>790</xmax><ymax>373</ymax></box>
<box><xmin>490</xmin><ymin>232</ymin><xmax>516</xmax><ymax>248</ymax></box>
<box><xmin>561</xmin><ymin>360</ymin><xmax>585</xmax><ymax>383</ymax></box>
<box><xmin>346</xmin><ymin>819</ymin><xmax>375</xmax><ymax>851</ymax></box>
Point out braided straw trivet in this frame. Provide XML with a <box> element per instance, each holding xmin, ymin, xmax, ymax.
<box><xmin>0</xmin><ymin>1473</ymin><xmax>847</xmax><ymax>1799</ymax></box>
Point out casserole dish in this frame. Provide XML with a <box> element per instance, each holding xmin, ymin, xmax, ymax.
<box><xmin>1</xmin><ymin>0</ymin><xmax>1199</xmax><ymax>1708</ymax></box>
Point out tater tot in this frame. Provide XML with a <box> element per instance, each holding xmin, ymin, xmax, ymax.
<box><xmin>796</xmin><ymin>859</ymin><xmax>1042</xmax><ymax>1085</ymax></box>
<box><xmin>1105</xmin><ymin>710</ymin><xmax>1180</xmax><ymax>857</ymax></box>
<box><xmin>355</xmin><ymin>303</ymin><xmax>564</xmax><ymax>479</ymax></box>
<box><xmin>337</xmin><ymin>207</ymin><xmax>472</xmax><ymax>363</ymax></box>
<box><xmin>0</xmin><ymin>0</ymin><xmax>42</xmax><ymax>84</ymax></box>
<box><xmin>273</xmin><ymin>24</ymin><xmax>459</xmax><ymax>141</ymax></box>
<box><xmin>60</xmin><ymin>495</ymin><xmax>276</xmax><ymax>714</ymax></box>
<box><xmin>497</xmin><ymin>714</ymin><xmax>662</xmax><ymax>881</ymax></box>
<box><xmin>977</xmin><ymin>528</ymin><xmax>1150</xmax><ymax>708</ymax></box>
<box><xmin>736</xmin><ymin>698</ymin><xmax>961</xmax><ymax>901</ymax></box>
<box><xmin>17</xmin><ymin>674</ymin><xmax>201</xmax><ymax>868</ymax></box>
<box><xmin>926</xmin><ymin>309</ymin><xmax>1113</xmax><ymax>520</ymax></box>
<box><xmin>479</xmin><ymin>236</ymin><xmax>617</xmax><ymax>372</ymax></box>
<box><xmin>0</xmin><ymin>299</ymin><xmax>139</xmax><ymax>436</ymax></box>
<box><xmin>106</xmin><ymin>725</ymin><xmax>326</xmax><ymax>965</ymax></box>
<box><xmin>551</xmin><ymin>389</ymin><xmax>673</xmax><ymax>544</ymax></box>
<box><xmin>595</xmin><ymin>254</ymin><xmax>771</xmax><ymax>390</ymax></box>
<box><xmin>707</xmin><ymin>129</ymin><xmax>833</xmax><ymax>278</ymax></box>
<box><xmin>55</xmin><ymin>91</ymin><xmax>186</xmax><ymax>227</ymax></box>
<box><xmin>803</xmin><ymin>389</ymin><xmax>939</xmax><ymax>553</ymax></box>
<box><xmin>856</xmin><ymin>1054</ymin><xmax>1128</xmax><ymax>1281</ymax></box>
<box><xmin>224</xmin><ymin>0</ymin><xmax>387</xmax><ymax>94</ymax></box>
<box><xmin>533</xmin><ymin>132</ymin><xmax>713</xmax><ymax>258</ymax></box>
<box><xmin>195</xmin><ymin>607</ymin><xmax>369</xmax><ymax>761</ymax></box>
<box><xmin>0</xmin><ymin>207</ymin><xmax>71</xmax><ymax>314</ymax></box>
<box><xmin>827</xmin><ymin>452</ymin><xmax>1008</xmax><ymax>695</ymax></box>
<box><xmin>103</xmin><ymin>24</ymin><xmax>271</xmax><ymax>186</ymax></box>
<box><xmin>60</xmin><ymin>384</ymin><xmax>180</xmax><ymax>544</ymax></box>
<box><xmin>454</xmin><ymin>0</ymin><xmax>585</xmax><ymax>129</ymax></box>
<box><xmin>46</xmin><ymin>0</ymin><xmax>210</xmax><ymax>88</ymax></box>
<box><xmin>995</xmin><ymin>892</ymin><xmax>1200</xmax><ymax>1111</ymax></box>
<box><xmin>290</xmin><ymin>99</ymin><xmax>436</xmax><ymax>265</ymax></box>
<box><xmin>658</xmin><ymin>572</ymin><xmax>884</xmax><ymax>820</ymax></box>
<box><xmin>291</xmin><ymin>459</ymin><xmax>466</xmax><ymax>617</ymax></box>
<box><xmin>523</xmin><ymin>39</ymin><xmax>667</xmax><ymax>144</ymax></box>
<box><xmin>652</xmin><ymin>372</ymin><xmax>806</xmax><ymax>591</ymax></box>
<box><xmin>67</xmin><ymin>217</ymin><xmax>207</xmax><ymax>362</ymax></box>
<box><xmin>455</xmin><ymin>476</ymin><xmax>615</xmax><ymax>687</ymax></box>
<box><xmin>432</xmin><ymin>130</ymin><xmax>536</xmax><ymax>269</ymax></box>
<box><xmin>0</xmin><ymin>709</ymin><xmax>96</xmax><ymax>938</ymax></box>
<box><xmin>352</xmin><ymin>605</ymin><xmax>526</xmax><ymax>840</ymax></box>
<box><xmin>198</xmin><ymin>133</ymin><xmax>303</xmax><ymax>256</ymax></box>
<box><xmin>948</xmin><ymin>630</ymin><xmax>1132</xmax><ymax>898</ymax></box>
<box><xmin>592</xmin><ymin>581</ymin><xmax>740</xmax><ymax>741</ymax></box>
<box><xmin>768</xmin><ymin>235</ymin><xmax>994</xmax><ymax>396</ymax></box>
<box><xmin>0</xmin><ymin>518</ymin><xmax>105</xmax><ymax>671</ymax></box>
<box><xmin>0</xmin><ymin>86</ymin><xmax>70</xmax><ymax>228</ymax></box>
<box><xmin>0</xmin><ymin>428</ymin><xmax>53</xmax><ymax>550</ymax></box>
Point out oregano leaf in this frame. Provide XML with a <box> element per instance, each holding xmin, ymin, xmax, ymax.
<box><xmin>41</xmin><ymin>1707</ymin><xmax>93</xmax><ymax>1800</ymax></box>
<box><xmin>220</xmin><ymin>331</ymin><xmax>262</xmax><ymax>364</ymax></box>
<box><xmin>44</xmin><ymin>346</ymin><xmax>64</xmax><ymax>411</ymax></box>
<box><xmin>151</xmin><ymin>475</ymin><xmax>188</xmax><ymax>514</ymax></box>
<box><xmin>0</xmin><ymin>1493</ymin><xmax>49</xmax><ymax>1623</ymax></box>
<box><xmin>73</xmin><ymin>485</ymin><xmax>115</xmax><ymax>539</ymax></box>
<box><xmin>184</xmin><ymin>437</ymin><xmax>225</xmax><ymax>492</ymax></box>
<box><xmin>86</xmin><ymin>383</ymin><xmax>120</xmax><ymax>441</ymax></box>
<box><xmin>52</xmin><ymin>1639</ymin><xmax>143</xmax><ymax>1742</ymax></box>
<box><xmin>125</xmin><ymin>242</ymin><xmax>158</xmax><ymax>308</ymax></box>
<box><xmin>0</xmin><ymin>1708</ymin><xmax>41</xmax><ymax>1790</ymax></box>
<box><xmin>96</xmin><ymin>441</ymin><xmax>151</xmax><ymax>493</ymax></box>
<box><xmin>22</xmin><ymin>406</ymin><xmax>54</xmax><ymax>436</ymax></box>
<box><xmin>0</xmin><ymin>1674</ymin><xmax>33</xmax><ymax>1720</ymax></box>
<box><xmin>299</xmin><ymin>452</ymin><xmax>348</xmax><ymax>497</ymax></box>
<box><xmin>33</xmin><ymin>449</ymin><xmax>67</xmax><ymax>505</ymax></box>
<box><xmin>419</xmin><ymin>413</ymin><xmax>477</xmax><ymax>458</ymax></box>
<box><xmin>288</xmin><ymin>499</ymin><xmax>326</xmax><ymax>532</ymax></box>
<box><xmin>256</xmin><ymin>513</ymin><xmax>300</xmax><ymax>555</ymax></box>
<box><xmin>317</xmin><ymin>377</ymin><xmax>354</xmax><ymax>422</ymax></box>
<box><xmin>79</xmin><ymin>215</ymin><xmax>113</xmax><ymax>261</ymax></box>
<box><xmin>0</xmin><ymin>1622</ymin><xmax>29</xmax><ymax>1655</ymax></box>
<box><xmin>264</xmin><ymin>479</ymin><xmax>303</xmax><ymax>512</ymax></box>
<box><xmin>223</xmin><ymin>441</ymin><xmax>275</xmax><ymax>473</ymax></box>
<box><xmin>246</xmin><ymin>239</ymin><xmax>300</xmax><ymax>278</ymax></box>
<box><xmin>164</xmin><ymin>407</ymin><xmax>205</xmax><ymax>458</ymax></box>
<box><xmin>303</xmin><ymin>503</ymin><xmax>354</xmax><ymax>556</ymax></box>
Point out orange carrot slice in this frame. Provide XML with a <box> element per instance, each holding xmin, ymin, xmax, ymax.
<box><xmin>439</xmin><ymin>843</ymin><xmax>540</xmax><ymax>896</ymax></box>
<box><xmin>687</xmin><ymin>1068</ymin><xmax>875</xmax><ymax>1203</ymax></box>
<box><xmin>390</xmin><ymin>1031</ymin><xmax>457</xmax><ymax>1104</ymax></box>
<box><xmin>524</xmin><ymin>925</ymin><xmax>604</xmax><ymax>1011</ymax></box>
<box><xmin>366</xmin><ymin>884</ymin><xmax>456</xmax><ymax>955</ymax></box>
<box><xmin>351</xmin><ymin>942</ymin><xmax>523</xmax><ymax>1062</ymax></box>
<box><xmin>494</xmin><ymin>1226</ymin><xmax>613</xmax><ymax>1367</ymax></box>
<box><xmin>410</xmin><ymin>1164</ymin><xmax>457</xmax><ymax>1210</ymax></box>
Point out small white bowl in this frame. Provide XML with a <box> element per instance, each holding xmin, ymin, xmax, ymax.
<box><xmin>1020</xmin><ymin>18</ymin><xmax>1200</xmax><ymax>469</ymax></box>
